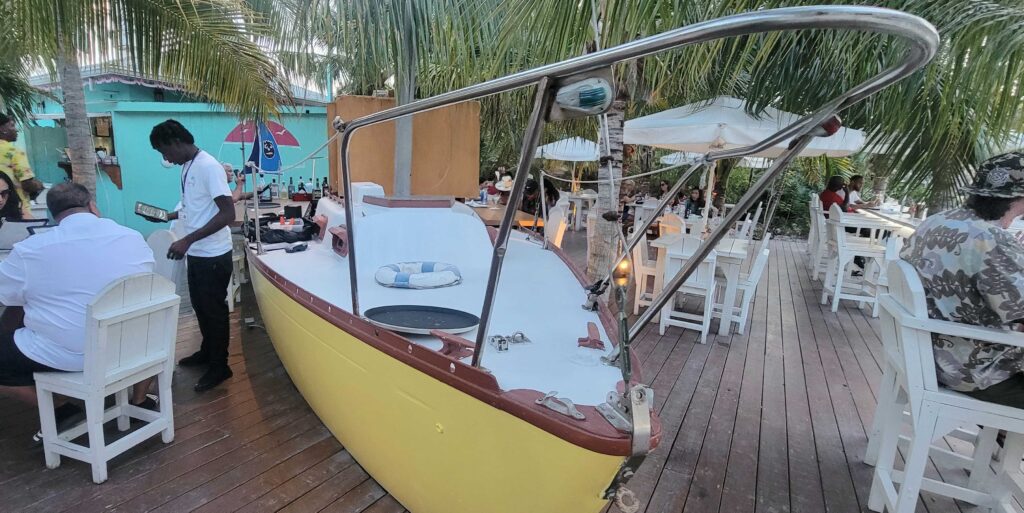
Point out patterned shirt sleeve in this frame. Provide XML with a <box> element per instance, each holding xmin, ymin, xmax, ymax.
<box><xmin>8</xmin><ymin>147</ymin><xmax>33</xmax><ymax>181</ymax></box>
<box><xmin>977</xmin><ymin>236</ymin><xmax>1024</xmax><ymax>325</ymax></box>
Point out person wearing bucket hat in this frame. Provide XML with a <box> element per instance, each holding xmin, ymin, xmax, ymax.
<box><xmin>900</xmin><ymin>151</ymin><xmax>1024</xmax><ymax>407</ymax></box>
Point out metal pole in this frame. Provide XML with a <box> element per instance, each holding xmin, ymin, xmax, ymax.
<box><xmin>339</xmin><ymin>7</ymin><xmax>938</xmax><ymax>141</ymax></box>
<box><xmin>628</xmin><ymin>134</ymin><xmax>816</xmax><ymax>339</ymax></box>
<box><xmin>471</xmin><ymin>79</ymin><xmax>555</xmax><ymax>367</ymax></box>
<box><xmin>393</xmin><ymin>0</ymin><xmax>416</xmax><ymax>196</ymax></box>
<box><xmin>338</xmin><ymin>128</ymin><xmax>361</xmax><ymax>315</ymax></box>
<box><xmin>248</xmin><ymin>128</ymin><xmax>264</xmax><ymax>255</ymax></box>
<box><xmin>759</xmin><ymin>170</ymin><xmax>789</xmax><ymax>237</ymax></box>
<box><xmin>538</xmin><ymin>173</ymin><xmax>548</xmax><ymax>247</ymax></box>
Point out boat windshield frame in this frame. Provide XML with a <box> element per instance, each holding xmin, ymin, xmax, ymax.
<box><xmin>327</xmin><ymin>5</ymin><xmax>939</xmax><ymax>367</ymax></box>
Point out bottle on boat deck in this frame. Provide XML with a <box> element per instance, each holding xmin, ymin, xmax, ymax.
<box><xmin>298</xmin><ymin>177</ymin><xmax>307</xmax><ymax>193</ymax></box>
<box><xmin>269</xmin><ymin>178</ymin><xmax>279</xmax><ymax>199</ymax></box>
<box><xmin>258</xmin><ymin>175</ymin><xmax>272</xmax><ymax>201</ymax></box>
<box><xmin>321</xmin><ymin>177</ymin><xmax>330</xmax><ymax>196</ymax></box>
<box><xmin>313</xmin><ymin>180</ymin><xmax>323</xmax><ymax>200</ymax></box>
<box><xmin>287</xmin><ymin>177</ymin><xmax>295</xmax><ymax>198</ymax></box>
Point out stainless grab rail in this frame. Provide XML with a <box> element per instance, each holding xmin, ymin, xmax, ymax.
<box><xmin>331</xmin><ymin>6</ymin><xmax>939</xmax><ymax>364</ymax></box>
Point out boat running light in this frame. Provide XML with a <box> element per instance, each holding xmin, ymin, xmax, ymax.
<box><xmin>613</xmin><ymin>258</ymin><xmax>632</xmax><ymax>287</ymax></box>
<box><xmin>554</xmin><ymin>77</ymin><xmax>613</xmax><ymax>115</ymax></box>
<box><xmin>787</xmin><ymin>115</ymin><xmax>843</xmax><ymax>150</ymax></box>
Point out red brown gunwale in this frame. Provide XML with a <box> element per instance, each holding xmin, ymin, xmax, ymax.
<box><xmin>247</xmin><ymin>247</ymin><xmax>661</xmax><ymax>456</ymax></box>
<box><xmin>363</xmin><ymin>196</ymin><xmax>455</xmax><ymax>209</ymax></box>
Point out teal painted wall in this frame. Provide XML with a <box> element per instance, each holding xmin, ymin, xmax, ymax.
<box><xmin>110</xmin><ymin>106</ymin><xmax>327</xmax><ymax>236</ymax></box>
<box><xmin>21</xmin><ymin>126</ymin><xmax>68</xmax><ymax>185</ymax></box>
<box><xmin>25</xmin><ymin>83</ymin><xmax>327</xmax><ymax>237</ymax></box>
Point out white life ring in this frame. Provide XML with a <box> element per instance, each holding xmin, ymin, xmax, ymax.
<box><xmin>375</xmin><ymin>262</ymin><xmax>462</xmax><ymax>289</ymax></box>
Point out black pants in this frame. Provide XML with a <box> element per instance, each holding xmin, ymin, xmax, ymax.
<box><xmin>965</xmin><ymin>374</ymin><xmax>1024</xmax><ymax>410</ymax></box>
<box><xmin>844</xmin><ymin>226</ymin><xmax>869</xmax><ymax>269</ymax></box>
<box><xmin>187</xmin><ymin>251</ymin><xmax>233</xmax><ymax>367</ymax></box>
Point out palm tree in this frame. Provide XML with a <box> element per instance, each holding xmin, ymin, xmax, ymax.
<box><xmin>0</xmin><ymin>25</ymin><xmax>39</xmax><ymax>122</ymax></box>
<box><xmin>501</xmin><ymin>0</ymin><xmax>1024</xmax><ymax>278</ymax></box>
<box><xmin>276</xmin><ymin>0</ymin><xmax>518</xmax><ymax>192</ymax></box>
<box><xmin>6</xmin><ymin>1</ymin><xmax>291</xmax><ymax>197</ymax></box>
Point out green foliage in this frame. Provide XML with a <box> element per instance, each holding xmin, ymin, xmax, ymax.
<box><xmin>7</xmin><ymin>0</ymin><xmax>291</xmax><ymax>121</ymax></box>
<box><xmin>0</xmin><ymin>25</ymin><xmax>38</xmax><ymax>122</ymax></box>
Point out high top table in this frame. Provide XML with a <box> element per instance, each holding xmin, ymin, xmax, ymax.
<box><xmin>567</xmin><ymin>191</ymin><xmax>597</xmax><ymax>231</ymax></box>
<box><xmin>650</xmin><ymin>233</ymin><xmax>749</xmax><ymax>335</ymax></box>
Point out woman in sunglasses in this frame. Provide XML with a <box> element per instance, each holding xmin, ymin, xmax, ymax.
<box><xmin>0</xmin><ymin>172</ymin><xmax>25</xmax><ymax>221</ymax></box>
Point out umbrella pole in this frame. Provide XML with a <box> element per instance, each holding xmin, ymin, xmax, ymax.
<box><xmin>704</xmin><ymin>160</ymin><xmax>716</xmax><ymax>223</ymax></box>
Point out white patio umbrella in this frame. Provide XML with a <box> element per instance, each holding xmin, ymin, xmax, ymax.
<box><xmin>627</xmin><ymin>96</ymin><xmax>867</xmax><ymax>214</ymax></box>
<box><xmin>660</xmin><ymin>152</ymin><xmax>771</xmax><ymax>169</ymax></box>
<box><xmin>535</xmin><ymin>136</ymin><xmax>600</xmax><ymax>162</ymax></box>
<box><xmin>534</xmin><ymin>136</ymin><xmax>600</xmax><ymax>192</ymax></box>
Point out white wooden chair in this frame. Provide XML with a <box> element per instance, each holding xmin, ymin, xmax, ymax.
<box><xmin>746</xmin><ymin>201</ymin><xmax>763</xmax><ymax>241</ymax></box>
<box><xmin>733</xmin><ymin>218</ymin><xmax>754</xmax><ymax>239</ymax></box>
<box><xmin>34</xmin><ymin>273</ymin><xmax>181</xmax><ymax>484</ymax></box>
<box><xmin>687</xmin><ymin>217</ymin><xmax>706</xmax><ymax>238</ymax></box>
<box><xmin>659</xmin><ymin>236</ymin><xmax>718</xmax><ymax>344</ymax></box>
<box><xmin>544</xmin><ymin>205</ymin><xmax>569</xmax><ymax>248</ymax></box>
<box><xmin>807</xmin><ymin>195</ymin><xmax>821</xmax><ymax>262</ymax></box>
<box><xmin>232</xmin><ymin>235</ymin><xmax>249</xmax><ymax>285</ymax></box>
<box><xmin>863</xmin><ymin>235</ymin><xmax>904</xmax><ymax>318</ymax></box>
<box><xmin>821</xmin><ymin>204</ymin><xmax>886</xmax><ymax>313</ymax></box>
<box><xmin>659</xmin><ymin>213</ymin><xmax>684</xmax><ymax>237</ymax></box>
<box><xmin>146</xmin><ymin>229</ymin><xmax>189</xmax><ymax>299</ymax></box>
<box><xmin>629</xmin><ymin>227</ymin><xmax>659</xmax><ymax>315</ymax></box>
<box><xmin>868</xmin><ymin>261</ymin><xmax>1024</xmax><ymax>513</ymax></box>
<box><xmin>713</xmin><ymin>233</ymin><xmax>771</xmax><ymax>335</ymax></box>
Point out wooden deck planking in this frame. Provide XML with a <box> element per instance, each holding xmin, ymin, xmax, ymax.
<box><xmin>776</xmin><ymin>241</ymin><xmax>827</xmax><ymax>513</ymax></box>
<box><xmin>0</xmin><ymin>237</ymin><xmax>971</xmax><ymax>513</ymax></box>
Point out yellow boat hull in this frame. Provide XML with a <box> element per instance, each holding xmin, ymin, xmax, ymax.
<box><xmin>250</xmin><ymin>263</ymin><xmax>625</xmax><ymax>513</ymax></box>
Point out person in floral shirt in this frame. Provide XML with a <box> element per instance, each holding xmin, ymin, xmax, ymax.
<box><xmin>0</xmin><ymin>113</ymin><xmax>44</xmax><ymax>218</ymax></box>
<box><xmin>901</xmin><ymin>151</ymin><xmax>1024</xmax><ymax>407</ymax></box>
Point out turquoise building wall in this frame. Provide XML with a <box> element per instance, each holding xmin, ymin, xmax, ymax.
<box><xmin>108</xmin><ymin>104</ymin><xmax>326</xmax><ymax>236</ymax></box>
<box><xmin>24</xmin><ymin>82</ymin><xmax>327</xmax><ymax>237</ymax></box>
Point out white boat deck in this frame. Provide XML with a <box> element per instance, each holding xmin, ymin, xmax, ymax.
<box><xmin>254</xmin><ymin>197</ymin><xmax>623</xmax><ymax>406</ymax></box>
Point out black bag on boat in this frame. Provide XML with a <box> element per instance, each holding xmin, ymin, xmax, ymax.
<box><xmin>251</xmin><ymin>220</ymin><xmax>318</xmax><ymax>244</ymax></box>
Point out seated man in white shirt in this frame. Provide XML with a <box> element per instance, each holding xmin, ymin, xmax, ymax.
<box><xmin>0</xmin><ymin>183</ymin><xmax>155</xmax><ymax>413</ymax></box>
<box><xmin>845</xmin><ymin>174</ymin><xmax>878</xmax><ymax>212</ymax></box>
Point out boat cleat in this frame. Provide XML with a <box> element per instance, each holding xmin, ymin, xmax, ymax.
<box><xmin>535</xmin><ymin>391</ymin><xmax>586</xmax><ymax>420</ymax></box>
<box><xmin>488</xmin><ymin>331</ymin><xmax>531</xmax><ymax>352</ymax></box>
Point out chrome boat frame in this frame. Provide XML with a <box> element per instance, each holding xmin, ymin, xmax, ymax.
<box><xmin>326</xmin><ymin>5</ymin><xmax>938</xmax><ymax>501</ymax></box>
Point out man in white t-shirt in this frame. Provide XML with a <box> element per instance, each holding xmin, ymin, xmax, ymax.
<box><xmin>846</xmin><ymin>174</ymin><xmax>878</xmax><ymax>211</ymax></box>
<box><xmin>149</xmin><ymin>120</ymin><xmax>236</xmax><ymax>392</ymax></box>
<box><xmin>0</xmin><ymin>183</ymin><xmax>154</xmax><ymax>411</ymax></box>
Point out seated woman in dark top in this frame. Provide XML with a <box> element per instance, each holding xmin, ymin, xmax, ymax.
<box><xmin>0</xmin><ymin>172</ymin><xmax>25</xmax><ymax>220</ymax></box>
<box><xmin>681</xmin><ymin>188</ymin><xmax>704</xmax><ymax>218</ymax></box>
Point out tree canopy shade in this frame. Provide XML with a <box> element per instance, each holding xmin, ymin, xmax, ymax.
<box><xmin>0</xmin><ymin>26</ymin><xmax>39</xmax><ymax>123</ymax></box>
<box><xmin>4</xmin><ymin>0</ymin><xmax>294</xmax><ymax>195</ymax></box>
<box><xmin>9</xmin><ymin>0</ymin><xmax>292</xmax><ymax>120</ymax></box>
<box><xmin>499</xmin><ymin>0</ymin><xmax>1024</xmax><ymax>207</ymax></box>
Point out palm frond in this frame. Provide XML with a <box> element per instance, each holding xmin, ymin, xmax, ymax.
<box><xmin>11</xmin><ymin>0</ymin><xmax>292</xmax><ymax>120</ymax></box>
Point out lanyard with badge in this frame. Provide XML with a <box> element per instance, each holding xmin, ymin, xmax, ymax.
<box><xmin>180</xmin><ymin>149</ymin><xmax>201</xmax><ymax>198</ymax></box>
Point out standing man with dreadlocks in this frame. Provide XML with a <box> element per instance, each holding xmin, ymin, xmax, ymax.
<box><xmin>148</xmin><ymin>119</ymin><xmax>236</xmax><ymax>392</ymax></box>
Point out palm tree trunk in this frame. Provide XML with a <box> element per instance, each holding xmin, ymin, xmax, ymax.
<box><xmin>586</xmin><ymin>99</ymin><xmax>625</xmax><ymax>281</ymax></box>
<box><xmin>57</xmin><ymin>41</ymin><xmax>96</xmax><ymax>197</ymax></box>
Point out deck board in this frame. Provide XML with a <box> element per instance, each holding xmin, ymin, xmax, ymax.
<box><xmin>0</xmin><ymin>237</ymin><xmax>971</xmax><ymax>513</ymax></box>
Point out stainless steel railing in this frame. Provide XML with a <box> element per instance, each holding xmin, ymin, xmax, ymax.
<box><xmin>330</xmin><ymin>6</ymin><xmax>939</xmax><ymax>366</ymax></box>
